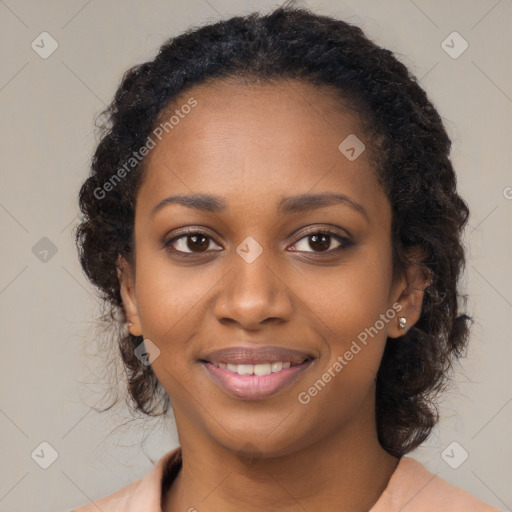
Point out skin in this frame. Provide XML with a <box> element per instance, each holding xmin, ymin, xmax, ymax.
<box><xmin>117</xmin><ymin>78</ymin><xmax>429</xmax><ymax>511</ymax></box>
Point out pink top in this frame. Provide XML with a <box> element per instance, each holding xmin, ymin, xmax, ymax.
<box><xmin>69</xmin><ymin>447</ymin><xmax>501</xmax><ymax>511</ymax></box>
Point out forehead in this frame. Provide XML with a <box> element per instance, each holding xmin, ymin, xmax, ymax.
<box><xmin>137</xmin><ymin>78</ymin><xmax>388</xmax><ymax>222</ymax></box>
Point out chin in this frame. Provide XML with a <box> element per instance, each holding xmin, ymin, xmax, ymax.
<box><xmin>210</xmin><ymin>420</ymin><xmax>312</xmax><ymax>460</ymax></box>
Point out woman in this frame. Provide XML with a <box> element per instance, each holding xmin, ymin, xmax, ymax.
<box><xmin>71</xmin><ymin>3</ymin><xmax>501</xmax><ymax>511</ymax></box>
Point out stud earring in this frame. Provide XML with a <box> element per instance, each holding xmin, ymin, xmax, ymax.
<box><xmin>125</xmin><ymin>321</ymin><xmax>142</xmax><ymax>337</ymax></box>
<box><xmin>398</xmin><ymin>317</ymin><xmax>407</xmax><ymax>330</ymax></box>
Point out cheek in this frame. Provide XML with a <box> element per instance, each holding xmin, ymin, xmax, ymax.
<box><xmin>133</xmin><ymin>255</ymin><xmax>208</xmax><ymax>401</ymax></box>
<box><xmin>132</xmin><ymin>247</ymin><xmax>220</xmax><ymax>355</ymax></box>
<box><xmin>299</xmin><ymin>250</ymin><xmax>393</xmax><ymax>372</ymax></box>
<box><xmin>302</xmin><ymin>251</ymin><xmax>392</xmax><ymax>330</ymax></box>
<box><xmin>293</xmin><ymin>270</ymin><xmax>390</xmax><ymax>432</ymax></box>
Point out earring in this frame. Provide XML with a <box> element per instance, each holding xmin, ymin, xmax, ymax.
<box><xmin>125</xmin><ymin>321</ymin><xmax>142</xmax><ymax>337</ymax></box>
<box><xmin>398</xmin><ymin>317</ymin><xmax>407</xmax><ymax>330</ymax></box>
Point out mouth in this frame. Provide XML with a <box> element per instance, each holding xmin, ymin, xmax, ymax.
<box><xmin>205</xmin><ymin>359</ymin><xmax>312</xmax><ymax>375</ymax></box>
<box><xmin>198</xmin><ymin>346</ymin><xmax>315</xmax><ymax>400</ymax></box>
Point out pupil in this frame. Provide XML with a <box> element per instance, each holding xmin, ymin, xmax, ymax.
<box><xmin>188</xmin><ymin>235</ymin><xmax>208</xmax><ymax>252</ymax></box>
<box><xmin>310</xmin><ymin>234</ymin><xmax>329</xmax><ymax>252</ymax></box>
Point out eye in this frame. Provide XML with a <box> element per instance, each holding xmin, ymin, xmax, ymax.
<box><xmin>164</xmin><ymin>229</ymin><xmax>222</xmax><ymax>254</ymax></box>
<box><xmin>163</xmin><ymin>227</ymin><xmax>352</xmax><ymax>257</ymax></box>
<box><xmin>290</xmin><ymin>228</ymin><xmax>351</xmax><ymax>254</ymax></box>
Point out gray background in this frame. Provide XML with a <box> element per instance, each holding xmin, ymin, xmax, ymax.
<box><xmin>0</xmin><ymin>0</ymin><xmax>510</xmax><ymax>511</ymax></box>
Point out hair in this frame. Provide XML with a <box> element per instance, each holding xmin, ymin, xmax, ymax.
<box><xmin>75</xmin><ymin>2</ymin><xmax>472</xmax><ymax>457</ymax></box>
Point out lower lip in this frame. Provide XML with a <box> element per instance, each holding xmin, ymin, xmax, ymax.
<box><xmin>201</xmin><ymin>360</ymin><xmax>314</xmax><ymax>400</ymax></box>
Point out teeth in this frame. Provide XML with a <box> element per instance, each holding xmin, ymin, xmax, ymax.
<box><xmin>254</xmin><ymin>363</ymin><xmax>271</xmax><ymax>376</ymax></box>
<box><xmin>271</xmin><ymin>362</ymin><xmax>282</xmax><ymax>373</ymax></box>
<box><xmin>236</xmin><ymin>364</ymin><xmax>254</xmax><ymax>375</ymax></box>
<box><xmin>213</xmin><ymin>361</ymin><xmax>294</xmax><ymax>375</ymax></box>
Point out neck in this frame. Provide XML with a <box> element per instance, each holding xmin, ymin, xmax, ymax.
<box><xmin>163</xmin><ymin>387</ymin><xmax>399</xmax><ymax>512</ymax></box>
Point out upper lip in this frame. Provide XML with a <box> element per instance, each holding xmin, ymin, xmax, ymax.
<box><xmin>200</xmin><ymin>345</ymin><xmax>315</xmax><ymax>365</ymax></box>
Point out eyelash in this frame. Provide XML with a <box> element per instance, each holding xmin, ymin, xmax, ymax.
<box><xmin>163</xmin><ymin>227</ymin><xmax>352</xmax><ymax>257</ymax></box>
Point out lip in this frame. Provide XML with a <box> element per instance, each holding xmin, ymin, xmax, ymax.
<box><xmin>199</xmin><ymin>345</ymin><xmax>315</xmax><ymax>400</ymax></box>
<box><xmin>201</xmin><ymin>359</ymin><xmax>314</xmax><ymax>400</ymax></box>
<box><xmin>200</xmin><ymin>345</ymin><xmax>314</xmax><ymax>365</ymax></box>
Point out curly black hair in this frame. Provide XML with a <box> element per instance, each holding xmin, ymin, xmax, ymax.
<box><xmin>75</xmin><ymin>2</ymin><xmax>472</xmax><ymax>457</ymax></box>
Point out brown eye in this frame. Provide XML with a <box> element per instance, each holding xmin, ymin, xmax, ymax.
<box><xmin>291</xmin><ymin>229</ymin><xmax>350</xmax><ymax>254</ymax></box>
<box><xmin>185</xmin><ymin>234</ymin><xmax>209</xmax><ymax>252</ymax></box>
<box><xmin>307</xmin><ymin>233</ymin><xmax>332</xmax><ymax>252</ymax></box>
<box><xmin>165</xmin><ymin>230</ymin><xmax>222</xmax><ymax>254</ymax></box>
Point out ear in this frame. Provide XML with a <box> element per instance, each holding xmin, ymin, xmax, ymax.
<box><xmin>388</xmin><ymin>246</ymin><xmax>432</xmax><ymax>339</ymax></box>
<box><xmin>116</xmin><ymin>255</ymin><xmax>142</xmax><ymax>337</ymax></box>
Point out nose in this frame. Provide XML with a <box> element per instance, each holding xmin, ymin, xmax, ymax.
<box><xmin>212</xmin><ymin>247</ymin><xmax>293</xmax><ymax>330</ymax></box>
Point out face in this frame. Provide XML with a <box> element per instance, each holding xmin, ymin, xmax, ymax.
<box><xmin>118</xmin><ymin>78</ymin><xmax>425</xmax><ymax>457</ymax></box>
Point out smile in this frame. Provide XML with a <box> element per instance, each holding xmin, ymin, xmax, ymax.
<box><xmin>211</xmin><ymin>360</ymin><xmax>303</xmax><ymax>375</ymax></box>
<box><xmin>201</xmin><ymin>358</ymin><xmax>314</xmax><ymax>400</ymax></box>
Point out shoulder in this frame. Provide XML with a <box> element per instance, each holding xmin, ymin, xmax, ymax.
<box><xmin>69</xmin><ymin>447</ymin><xmax>182</xmax><ymax>512</ymax></box>
<box><xmin>371</xmin><ymin>456</ymin><xmax>502</xmax><ymax>512</ymax></box>
<box><xmin>70</xmin><ymin>476</ymin><xmax>144</xmax><ymax>512</ymax></box>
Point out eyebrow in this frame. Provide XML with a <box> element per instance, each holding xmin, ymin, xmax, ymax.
<box><xmin>150</xmin><ymin>192</ymin><xmax>368</xmax><ymax>220</ymax></box>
